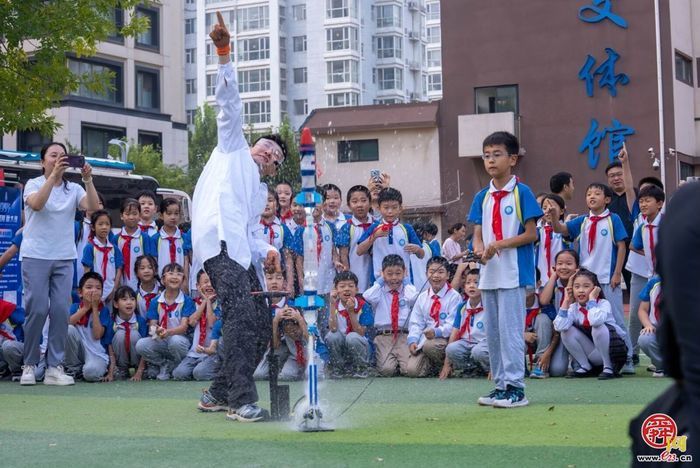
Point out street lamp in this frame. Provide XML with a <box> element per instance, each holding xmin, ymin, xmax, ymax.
<box><xmin>108</xmin><ymin>139</ymin><xmax>130</xmax><ymax>162</ymax></box>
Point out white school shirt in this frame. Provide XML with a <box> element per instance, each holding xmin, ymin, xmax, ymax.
<box><xmin>625</xmin><ymin>212</ymin><xmax>650</xmax><ymax>278</ymax></box>
<box><xmin>187</xmin><ymin>301</ymin><xmax>219</xmax><ymax>358</ymax></box>
<box><xmin>553</xmin><ymin>298</ymin><xmax>624</xmax><ymax>337</ymax></box>
<box><xmin>148</xmin><ymin>291</ymin><xmax>189</xmax><ymax>330</ymax></box>
<box><xmin>138</xmin><ymin>221</ymin><xmax>158</xmax><ymax>238</ymax></box>
<box><xmin>21</xmin><ymin>176</ymin><xmax>86</xmax><ymax>260</ymax></box>
<box><xmin>154</xmin><ymin>227</ymin><xmax>186</xmax><ymax>276</ymax></box>
<box><xmin>324</xmin><ymin>212</ymin><xmax>348</xmax><ymax>232</ymax></box>
<box><xmin>646</xmin><ymin>279</ymin><xmax>662</xmax><ymax>328</ymax></box>
<box><xmin>72</xmin><ymin>311</ymin><xmax>109</xmax><ymax>364</ymax></box>
<box><xmin>453</xmin><ymin>300</ymin><xmax>487</xmax><ymax>346</ymax></box>
<box><xmin>82</xmin><ymin>237</ymin><xmax>119</xmax><ymax>300</ymax></box>
<box><xmin>633</xmin><ymin>213</ymin><xmax>662</xmax><ymax>277</ymax></box>
<box><xmin>408</xmin><ymin>284</ymin><xmax>461</xmax><ymax>347</ymax></box>
<box><xmin>250</xmin><ymin>217</ymin><xmax>288</xmax><ymax>252</ymax></box>
<box><xmin>191</xmin><ymin>61</ymin><xmax>272</xmax><ymax>270</ymax></box>
<box><xmin>337</xmin><ymin>215</ymin><xmax>374</xmax><ymax>292</ymax></box>
<box><xmin>363</xmin><ymin>219</ymin><xmax>421</xmax><ymax>282</ymax></box>
<box><xmin>137</xmin><ymin>285</ymin><xmax>162</xmax><ymax>317</ymax></box>
<box><xmin>363</xmin><ymin>280</ymin><xmax>418</xmax><ymax>330</ymax></box>
<box><xmin>536</xmin><ymin>223</ymin><xmax>567</xmax><ymax>284</ymax></box>
<box><xmin>567</xmin><ymin>209</ymin><xmax>626</xmax><ymax>285</ymax></box>
<box><xmin>409</xmin><ymin>241</ymin><xmax>433</xmax><ymax>291</ymax></box>
<box><xmin>116</xmin><ymin>227</ymin><xmax>147</xmax><ymax>291</ymax></box>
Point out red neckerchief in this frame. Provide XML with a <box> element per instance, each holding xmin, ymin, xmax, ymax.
<box><xmin>458</xmin><ymin>304</ymin><xmax>483</xmax><ymax>340</ymax></box>
<box><xmin>653</xmin><ymin>291</ymin><xmax>662</xmax><ymax>323</ymax></box>
<box><xmin>116</xmin><ymin>316</ymin><xmax>135</xmax><ymax>360</ymax></box>
<box><xmin>90</xmin><ymin>238</ymin><xmax>112</xmax><ymax>280</ymax></box>
<box><xmin>429</xmin><ymin>285</ymin><xmax>450</xmax><ymax>327</ymax></box>
<box><xmin>160</xmin><ymin>302</ymin><xmax>179</xmax><ymax>329</ymax></box>
<box><xmin>337</xmin><ymin>297</ymin><xmax>366</xmax><ymax>335</ymax></box>
<box><xmin>588</xmin><ymin>212</ymin><xmax>610</xmax><ymax>253</ymax></box>
<box><xmin>314</xmin><ymin>224</ymin><xmax>323</xmax><ymax>261</ymax></box>
<box><xmin>260</xmin><ymin>219</ymin><xmax>276</xmax><ymax>245</ymax></box>
<box><xmin>647</xmin><ymin>223</ymin><xmax>656</xmax><ymax>267</ymax></box>
<box><xmin>390</xmin><ymin>289</ymin><xmax>400</xmax><ymax>339</ymax></box>
<box><xmin>280</xmin><ymin>210</ymin><xmax>293</xmax><ymax>222</ymax></box>
<box><xmin>120</xmin><ymin>231</ymin><xmax>137</xmax><ymax>280</ymax></box>
<box><xmin>77</xmin><ymin>301</ymin><xmax>104</xmax><ymax>327</ymax></box>
<box><xmin>138</xmin><ymin>223</ymin><xmax>150</xmax><ymax>233</ymax></box>
<box><xmin>525</xmin><ymin>307</ymin><xmax>540</xmax><ymax>330</ymax></box>
<box><xmin>543</xmin><ymin>225</ymin><xmax>554</xmax><ymax>273</ymax></box>
<box><xmin>578</xmin><ymin>305</ymin><xmax>591</xmax><ymax>329</ymax></box>
<box><xmin>142</xmin><ymin>291</ymin><xmax>158</xmax><ymax>311</ymax></box>
<box><xmin>491</xmin><ymin>191</ymin><xmax>510</xmax><ymax>241</ymax></box>
<box><xmin>295</xmin><ymin>340</ymin><xmax>306</xmax><ymax>368</ymax></box>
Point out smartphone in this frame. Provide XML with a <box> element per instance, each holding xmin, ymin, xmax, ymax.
<box><xmin>370</xmin><ymin>169</ymin><xmax>381</xmax><ymax>182</ymax></box>
<box><xmin>66</xmin><ymin>154</ymin><xmax>85</xmax><ymax>168</ymax></box>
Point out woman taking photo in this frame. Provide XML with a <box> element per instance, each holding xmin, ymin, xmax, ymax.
<box><xmin>20</xmin><ymin>142</ymin><xmax>100</xmax><ymax>385</ymax></box>
<box><xmin>442</xmin><ymin>222</ymin><xmax>470</xmax><ymax>264</ymax></box>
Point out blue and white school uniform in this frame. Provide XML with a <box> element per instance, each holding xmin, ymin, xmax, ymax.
<box><xmin>468</xmin><ymin>175</ymin><xmax>542</xmax><ymax>390</ymax></box>
<box><xmin>536</xmin><ymin>222</ymin><xmax>569</xmax><ymax>283</ymax></box>
<box><xmin>409</xmin><ymin>241</ymin><xmax>434</xmax><ymax>293</ymax></box>
<box><xmin>324</xmin><ymin>212</ymin><xmax>351</xmax><ymax>232</ymax></box>
<box><xmin>173</xmin><ymin>299</ymin><xmax>222</xmax><ymax>381</ymax></box>
<box><xmin>138</xmin><ymin>221</ymin><xmax>158</xmax><ymax>238</ymax></box>
<box><xmin>336</xmin><ymin>215</ymin><xmax>374</xmax><ymax>292</ymax></box>
<box><xmin>250</xmin><ymin>217</ymin><xmax>294</xmax><ymax>287</ymax></box>
<box><xmin>363</xmin><ymin>278</ymin><xmax>418</xmax><ymax>333</ymax></box>
<box><xmin>145</xmin><ymin>291</ymin><xmax>196</xmax><ymax>331</ymax></box>
<box><xmin>65</xmin><ymin>303</ymin><xmax>111</xmax><ymax>381</ymax></box>
<box><xmin>292</xmin><ymin>221</ymin><xmax>337</xmax><ymax>295</ymax></box>
<box><xmin>151</xmin><ymin>227</ymin><xmax>190</xmax><ymax>277</ymax></box>
<box><xmin>632</xmin><ymin>213</ymin><xmax>662</xmax><ymax>276</ymax></box>
<box><xmin>637</xmin><ymin>276</ymin><xmax>663</xmax><ymax>370</ymax></box>
<box><xmin>137</xmin><ymin>285</ymin><xmax>162</xmax><ymax>318</ymax></box>
<box><xmin>445</xmin><ymin>300</ymin><xmax>490</xmax><ymax>371</ymax></box>
<box><xmin>116</xmin><ymin>227</ymin><xmax>152</xmax><ymax>291</ymax></box>
<box><xmin>82</xmin><ymin>237</ymin><xmax>124</xmax><ymax>300</ymax></box>
<box><xmin>324</xmin><ymin>296</ymin><xmax>374</xmax><ymax>370</ymax></box>
<box><xmin>428</xmin><ymin>239</ymin><xmax>441</xmax><ymax>258</ymax></box>
<box><xmin>357</xmin><ymin>219</ymin><xmax>423</xmax><ymax>284</ymax></box>
<box><xmin>408</xmin><ymin>284</ymin><xmax>461</xmax><ymax>349</ymax></box>
<box><xmin>104</xmin><ymin>313</ymin><xmax>148</xmax><ymax>370</ymax></box>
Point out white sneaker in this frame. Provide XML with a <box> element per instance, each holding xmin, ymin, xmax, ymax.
<box><xmin>20</xmin><ymin>365</ymin><xmax>36</xmax><ymax>386</ymax></box>
<box><xmin>44</xmin><ymin>366</ymin><xmax>75</xmax><ymax>386</ymax></box>
<box><xmin>652</xmin><ymin>370</ymin><xmax>666</xmax><ymax>378</ymax></box>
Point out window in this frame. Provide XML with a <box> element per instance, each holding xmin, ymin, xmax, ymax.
<box><xmin>426</xmin><ymin>2</ymin><xmax>440</xmax><ymax>21</ymax></box>
<box><xmin>280</xmin><ymin>68</ymin><xmax>287</xmax><ymax>92</ymax></box>
<box><xmin>293</xmin><ymin>67</ymin><xmax>307</xmax><ymax>84</ymax></box>
<box><xmin>292</xmin><ymin>4</ymin><xmax>306</xmax><ymax>20</ymax></box>
<box><xmin>186</xmin><ymin>109</ymin><xmax>196</xmax><ymax>125</ymax></box>
<box><xmin>107</xmin><ymin>7</ymin><xmax>124</xmax><ymax>42</ymax></box>
<box><xmin>280</xmin><ymin>37</ymin><xmax>287</xmax><ymax>63</ymax></box>
<box><xmin>238</xmin><ymin>68</ymin><xmax>271</xmax><ymax>93</ymax></box>
<box><xmin>326</xmin><ymin>0</ymin><xmax>356</xmax><ymax>19</ymax></box>
<box><xmin>135</xmin><ymin>6</ymin><xmax>159</xmax><ymax>49</ymax></box>
<box><xmin>675</xmin><ymin>51</ymin><xmax>693</xmax><ymax>86</ymax></box>
<box><xmin>294</xmin><ymin>99</ymin><xmax>308</xmax><ymax>115</ymax></box>
<box><xmin>206</xmin><ymin>73</ymin><xmax>217</xmax><ymax>96</ymax></box>
<box><xmin>475</xmin><ymin>85</ymin><xmax>518</xmax><ymax>114</ymax></box>
<box><xmin>185</xmin><ymin>18</ymin><xmax>196</xmax><ymax>35</ymax></box>
<box><xmin>374</xmin><ymin>98</ymin><xmax>399</xmax><ymax>104</ymax></box>
<box><xmin>136</xmin><ymin>68</ymin><xmax>159</xmax><ymax>110</ymax></box>
<box><xmin>68</xmin><ymin>58</ymin><xmax>123</xmax><ymax>105</ymax></box>
<box><xmin>427</xmin><ymin>49</ymin><xmax>441</xmax><ymax>67</ymax></box>
<box><xmin>281</xmin><ymin>99</ymin><xmax>288</xmax><ymax>120</ymax></box>
<box><xmin>293</xmin><ymin>36</ymin><xmax>307</xmax><ymax>52</ymax></box>
<box><xmin>185</xmin><ymin>48</ymin><xmax>196</xmax><ymax>64</ymax></box>
<box><xmin>375</xmin><ymin>4</ymin><xmax>401</xmax><ymax>28</ymax></box>
<box><xmin>326</xmin><ymin>27</ymin><xmax>358</xmax><ymax>51</ymax></box>
<box><xmin>237</xmin><ymin>6</ymin><xmax>269</xmax><ymax>32</ymax></box>
<box><xmin>17</xmin><ymin>130</ymin><xmax>52</xmax><ymax>154</ymax></box>
<box><xmin>243</xmin><ymin>100</ymin><xmax>271</xmax><ymax>124</ymax></box>
<box><xmin>327</xmin><ymin>60</ymin><xmax>358</xmax><ymax>84</ymax></box>
<box><xmin>427</xmin><ymin>73</ymin><xmax>442</xmax><ymax>92</ymax></box>
<box><xmin>186</xmin><ymin>78</ymin><xmax>197</xmax><ymax>94</ymax></box>
<box><xmin>427</xmin><ymin>26</ymin><xmax>441</xmax><ymax>44</ymax></box>
<box><xmin>680</xmin><ymin>161</ymin><xmax>695</xmax><ymax>180</ymax></box>
<box><xmin>375</xmin><ymin>35</ymin><xmax>402</xmax><ymax>59</ymax></box>
<box><xmin>338</xmin><ymin>139</ymin><xmax>378</xmax><ymax>162</ymax></box>
<box><xmin>81</xmin><ymin>124</ymin><xmax>125</xmax><ymax>159</ymax></box>
<box><xmin>327</xmin><ymin>92</ymin><xmax>358</xmax><ymax>107</ymax></box>
<box><xmin>377</xmin><ymin>67</ymin><xmax>403</xmax><ymax>90</ymax></box>
<box><xmin>206</xmin><ymin>42</ymin><xmax>233</xmax><ymax>64</ymax></box>
<box><xmin>279</xmin><ymin>5</ymin><xmax>286</xmax><ymax>25</ymax></box>
<box><xmin>138</xmin><ymin>131</ymin><xmax>162</xmax><ymax>151</ymax></box>
<box><xmin>238</xmin><ymin>37</ymin><xmax>270</xmax><ymax>61</ymax></box>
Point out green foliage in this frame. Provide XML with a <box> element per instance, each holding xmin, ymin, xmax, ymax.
<box><xmin>0</xmin><ymin>0</ymin><xmax>148</xmax><ymax>136</ymax></box>
<box><xmin>187</xmin><ymin>103</ymin><xmax>217</xmax><ymax>188</ymax></box>
<box><xmin>126</xmin><ymin>143</ymin><xmax>192</xmax><ymax>194</ymax></box>
<box><xmin>270</xmin><ymin>117</ymin><xmax>302</xmax><ymax>192</ymax></box>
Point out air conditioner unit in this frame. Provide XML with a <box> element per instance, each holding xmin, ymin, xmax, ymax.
<box><xmin>408</xmin><ymin>1</ymin><xmax>419</xmax><ymax>12</ymax></box>
<box><xmin>408</xmin><ymin>31</ymin><xmax>420</xmax><ymax>41</ymax></box>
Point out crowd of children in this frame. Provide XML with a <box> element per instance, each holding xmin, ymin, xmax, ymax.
<box><xmin>0</xmin><ymin>131</ymin><xmax>669</xmax><ymax>410</ymax></box>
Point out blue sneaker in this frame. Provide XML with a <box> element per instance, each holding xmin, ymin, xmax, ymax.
<box><xmin>477</xmin><ymin>388</ymin><xmax>506</xmax><ymax>406</ymax></box>
<box><xmin>227</xmin><ymin>403</ymin><xmax>269</xmax><ymax>422</ymax></box>
<box><xmin>493</xmin><ymin>385</ymin><xmax>529</xmax><ymax>408</ymax></box>
<box><xmin>530</xmin><ymin>366</ymin><xmax>548</xmax><ymax>379</ymax></box>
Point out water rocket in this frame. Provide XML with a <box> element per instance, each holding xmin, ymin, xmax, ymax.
<box><xmin>293</xmin><ymin>127</ymin><xmax>333</xmax><ymax>432</ymax></box>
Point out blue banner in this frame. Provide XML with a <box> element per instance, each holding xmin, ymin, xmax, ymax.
<box><xmin>0</xmin><ymin>186</ymin><xmax>22</xmax><ymax>293</ymax></box>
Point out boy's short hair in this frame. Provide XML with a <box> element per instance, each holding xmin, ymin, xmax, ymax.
<box><xmin>120</xmin><ymin>198</ymin><xmax>141</xmax><ymax>214</ymax></box>
<box><xmin>638</xmin><ymin>176</ymin><xmax>664</xmax><ymax>191</ymax></box>
<box><xmin>264</xmin><ymin>268</ymin><xmax>286</xmax><ymax>278</ymax></box>
<box><xmin>604</xmin><ymin>161</ymin><xmax>622</xmax><ymax>175</ymax></box>
<box><xmin>378</xmin><ymin>187</ymin><xmax>403</xmax><ymax>206</ymax></box>
<box><xmin>541</xmin><ymin>193</ymin><xmax>566</xmax><ymax>211</ymax></box>
<box><xmin>587</xmin><ymin>182</ymin><xmax>613</xmax><ymax>199</ymax></box>
<box><xmin>426</xmin><ymin>256</ymin><xmax>449</xmax><ymax>272</ymax></box>
<box><xmin>79</xmin><ymin>271</ymin><xmax>104</xmax><ymax>289</ymax></box>
<box><xmin>160</xmin><ymin>198</ymin><xmax>180</xmax><ymax>214</ymax></box>
<box><xmin>482</xmin><ymin>131</ymin><xmax>519</xmax><ymax>156</ymax></box>
<box><xmin>254</xmin><ymin>134</ymin><xmax>289</xmax><ymax>162</ymax></box>
<box><xmin>425</xmin><ymin>223</ymin><xmax>438</xmax><ymax>236</ymax></box>
<box><xmin>346</xmin><ymin>185</ymin><xmax>371</xmax><ymax>205</ymax></box>
<box><xmin>465</xmin><ymin>268</ymin><xmax>480</xmax><ymax>278</ymax></box>
<box><xmin>136</xmin><ymin>190</ymin><xmax>158</xmax><ymax>204</ymax></box>
<box><xmin>321</xmin><ymin>183</ymin><xmax>342</xmax><ymax>201</ymax></box>
<box><xmin>382</xmin><ymin>254</ymin><xmax>405</xmax><ymax>271</ymax></box>
<box><xmin>413</xmin><ymin>221</ymin><xmax>426</xmax><ymax>239</ymax></box>
<box><xmin>549</xmin><ymin>172</ymin><xmax>573</xmax><ymax>194</ymax></box>
<box><xmin>638</xmin><ymin>185</ymin><xmax>665</xmax><ymax>203</ymax></box>
<box><xmin>334</xmin><ymin>270</ymin><xmax>359</xmax><ymax>287</ymax></box>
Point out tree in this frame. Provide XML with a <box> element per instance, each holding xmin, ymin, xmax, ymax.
<box><xmin>0</xmin><ymin>1</ymin><xmax>147</xmax><ymax>136</ymax></box>
<box><xmin>269</xmin><ymin>117</ymin><xmax>301</xmax><ymax>191</ymax></box>
<box><xmin>187</xmin><ymin>103</ymin><xmax>217</xmax><ymax>188</ymax></box>
<box><xmin>124</xmin><ymin>143</ymin><xmax>192</xmax><ymax>194</ymax></box>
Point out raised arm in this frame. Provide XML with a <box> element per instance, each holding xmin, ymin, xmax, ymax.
<box><xmin>618</xmin><ymin>143</ymin><xmax>636</xmax><ymax>213</ymax></box>
<box><xmin>210</xmin><ymin>12</ymin><xmax>246</xmax><ymax>155</ymax></box>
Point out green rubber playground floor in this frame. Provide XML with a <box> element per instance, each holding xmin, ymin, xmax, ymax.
<box><xmin>0</xmin><ymin>365</ymin><xmax>669</xmax><ymax>468</ymax></box>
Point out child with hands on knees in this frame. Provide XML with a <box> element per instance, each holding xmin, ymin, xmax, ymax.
<box><xmin>135</xmin><ymin>263</ymin><xmax>196</xmax><ymax>380</ymax></box>
<box><xmin>65</xmin><ymin>272</ymin><xmax>111</xmax><ymax>382</ymax></box>
<box><xmin>326</xmin><ymin>271</ymin><xmax>374</xmax><ymax>378</ymax></box>
<box><xmin>103</xmin><ymin>286</ymin><xmax>148</xmax><ymax>381</ymax></box>
<box><xmin>82</xmin><ymin>210</ymin><xmax>123</xmax><ymax>302</ymax></box>
<box><xmin>407</xmin><ymin>256</ymin><xmax>461</xmax><ymax>377</ymax></box>
<box><xmin>553</xmin><ymin>269</ymin><xmax>628</xmax><ymax>380</ymax></box>
<box><xmin>135</xmin><ymin>255</ymin><xmax>162</xmax><ymax>317</ymax></box>
<box><xmin>440</xmin><ymin>269</ymin><xmax>489</xmax><ymax>379</ymax></box>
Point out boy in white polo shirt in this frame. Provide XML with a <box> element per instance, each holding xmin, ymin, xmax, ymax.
<box><xmin>356</xmin><ymin>188</ymin><xmax>424</xmax><ymax>285</ymax></box>
<box><xmin>545</xmin><ymin>182</ymin><xmax>632</xmax><ymax>370</ymax></box>
<box><xmin>337</xmin><ymin>185</ymin><xmax>374</xmax><ymax>293</ymax></box>
<box><xmin>468</xmin><ymin>131</ymin><xmax>541</xmax><ymax>408</ymax></box>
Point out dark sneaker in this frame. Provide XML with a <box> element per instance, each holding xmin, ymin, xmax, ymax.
<box><xmin>477</xmin><ymin>388</ymin><xmax>506</xmax><ymax>406</ymax></box>
<box><xmin>493</xmin><ymin>386</ymin><xmax>529</xmax><ymax>408</ymax></box>
<box><xmin>197</xmin><ymin>389</ymin><xmax>227</xmax><ymax>412</ymax></box>
<box><xmin>597</xmin><ymin>368</ymin><xmax>616</xmax><ymax>380</ymax></box>
<box><xmin>227</xmin><ymin>403</ymin><xmax>269</xmax><ymax>422</ymax></box>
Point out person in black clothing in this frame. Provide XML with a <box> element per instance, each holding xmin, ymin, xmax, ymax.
<box><xmin>629</xmin><ymin>182</ymin><xmax>699</xmax><ymax>465</ymax></box>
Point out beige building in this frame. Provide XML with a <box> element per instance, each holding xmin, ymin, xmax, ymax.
<box><xmin>304</xmin><ymin>101</ymin><xmax>445</xmax><ymax>232</ymax></box>
<box><xmin>2</xmin><ymin>3</ymin><xmax>188</xmax><ymax>166</ymax></box>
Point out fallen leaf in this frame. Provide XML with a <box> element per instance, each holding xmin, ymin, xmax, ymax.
<box><xmin>548</xmin><ymin>406</ymin><xmax>555</xmax><ymax>411</ymax></box>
